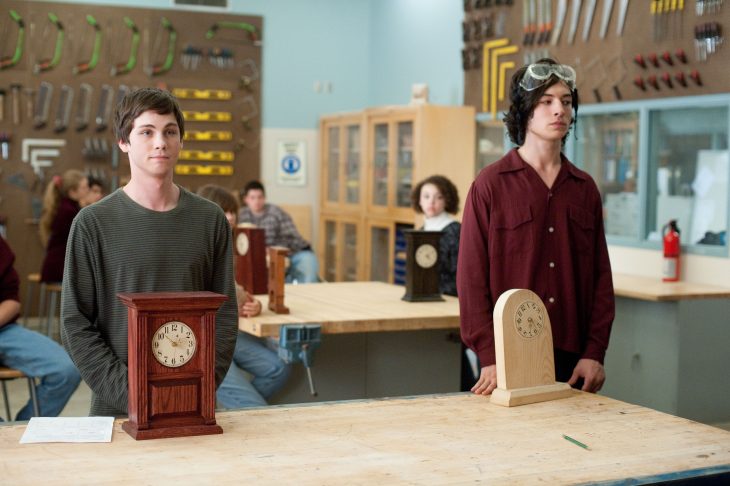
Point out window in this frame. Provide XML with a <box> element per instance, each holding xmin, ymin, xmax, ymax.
<box><xmin>570</xmin><ymin>95</ymin><xmax>730</xmax><ymax>255</ymax></box>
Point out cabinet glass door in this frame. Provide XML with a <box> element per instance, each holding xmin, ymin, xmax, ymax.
<box><xmin>323</xmin><ymin>221</ymin><xmax>337</xmax><ymax>282</ymax></box>
<box><xmin>476</xmin><ymin>120</ymin><xmax>506</xmax><ymax>173</ymax></box>
<box><xmin>326</xmin><ymin>126</ymin><xmax>340</xmax><ymax>203</ymax></box>
<box><xmin>372</xmin><ymin>123</ymin><xmax>389</xmax><ymax>206</ymax></box>
<box><xmin>345</xmin><ymin>125</ymin><xmax>361</xmax><ymax>205</ymax></box>
<box><xmin>342</xmin><ymin>223</ymin><xmax>358</xmax><ymax>281</ymax></box>
<box><xmin>396</xmin><ymin>121</ymin><xmax>414</xmax><ymax>208</ymax></box>
<box><xmin>370</xmin><ymin>226</ymin><xmax>390</xmax><ymax>282</ymax></box>
<box><xmin>576</xmin><ymin>113</ymin><xmax>639</xmax><ymax>238</ymax></box>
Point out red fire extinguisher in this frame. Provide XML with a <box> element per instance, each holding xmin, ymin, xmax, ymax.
<box><xmin>662</xmin><ymin>220</ymin><xmax>681</xmax><ymax>282</ymax></box>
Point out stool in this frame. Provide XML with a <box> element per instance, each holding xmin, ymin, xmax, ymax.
<box><xmin>22</xmin><ymin>273</ymin><xmax>41</xmax><ymax>328</ymax></box>
<box><xmin>0</xmin><ymin>366</ymin><xmax>40</xmax><ymax>420</ymax></box>
<box><xmin>43</xmin><ymin>282</ymin><xmax>62</xmax><ymax>338</ymax></box>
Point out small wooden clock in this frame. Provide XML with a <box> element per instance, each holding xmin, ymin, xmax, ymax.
<box><xmin>117</xmin><ymin>291</ymin><xmax>228</xmax><ymax>440</ymax></box>
<box><xmin>402</xmin><ymin>230</ymin><xmax>444</xmax><ymax>302</ymax></box>
<box><xmin>267</xmin><ymin>246</ymin><xmax>290</xmax><ymax>314</ymax></box>
<box><xmin>234</xmin><ymin>225</ymin><xmax>268</xmax><ymax>295</ymax></box>
<box><xmin>490</xmin><ymin>289</ymin><xmax>573</xmax><ymax>407</ymax></box>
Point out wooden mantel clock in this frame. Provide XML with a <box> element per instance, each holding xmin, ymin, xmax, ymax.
<box><xmin>490</xmin><ymin>289</ymin><xmax>573</xmax><ymax>407</ymax></box>
<box><xmin>117</xmin><ymin>291</ymin><xmax>227</xmax><ymax>440</ymax></box>
<box><xmin>402</xmin><ymin>230</ymin><xmax>444</xmax><ymax>302</ymax></box>
<box><xmin>234</xmin><ymin>225</ymin><xmax>268</xmax><ymax>295</ymax></box>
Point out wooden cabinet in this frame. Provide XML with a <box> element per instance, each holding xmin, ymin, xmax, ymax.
<box><xmin>319</xmin><ymin>104</ymin><xmax>475</xmax><ymax>283</ymax></box>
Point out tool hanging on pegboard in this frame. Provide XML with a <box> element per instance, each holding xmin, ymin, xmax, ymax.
<box><xmin>146</xmin><ymin>17</ymin><xmax>176</xmax><ymax>77</ymax></box>
<box><xmin>110</xmin><ymin>17</ymin><xmax>140</xmax><ymax>76</ymax></box>
<box><xmin>172</xmin><ymin>88</ymin><xmax>232</xmax><ymax>100</ymax></box>
<box><xmin>179</xmin><ymin>150</ymin><xmax>234</xmax><ymax>162</ymax></box>
<box><xmin>205</xmin><ymin>20</ymin><xmax>260</xmax><ymax>45</ymax></box>
<box><xmin>33</xmin><ymin>82</ymin><xmax>53</xmax><ymax>129</ymax></box>
<box><xmin>73</xmin><ymin>15</ymin><xmax>102</xmax><ymax>74</ymax></box>
<box><xmin>182</xmin><ymin>110</ymin><xmax>232</xmax><ymax>122</ymax></box>
<box><xmin>175</xmin><ymin>164</ymin><xmax>234</xmax><ymax>176</ymax></box>
<box><xmin>53</xmin><ymin>85</ymin><xmax>73</xmax><ymax>133</ymax></box>
<box><xmin>75</xmin><ymin>83</ymin><xmax>93</xmax><ymax>132</ymax></box>
<box><xmin>184</xmin><ymin>130</ymin><xmax>233</xmax><ymax>142</ymax></box>
<box><xmin>0</xmin><ymin>10</ymin><xmax>25</xmax><ymax>70</ymax></box>
<box><xmin>34</xmin><ymin>13</ymin><xmax>64</xmax><ymax>74</ymax></box>
<box><xmin>95</xmin><ymin>84</ymin><xmax>114</xmax><ymax>132</ymax></box>
<box><xmin>238</xmin><ymin>59</ymin><xmax>260</xmax><ymax>91</ymax></box>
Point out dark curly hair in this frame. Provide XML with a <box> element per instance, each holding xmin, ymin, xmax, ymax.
<box><xmin>411</xmin><ymin>175</ymin><xmax>460</xmax><ymax>215</ymax></box>
<box><xmin>502</xmin><ymin>58</ymin><xmax>579</xmax><ymax>147</ymax></box>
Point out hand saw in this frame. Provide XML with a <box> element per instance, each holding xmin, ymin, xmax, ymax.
<box><xmin>567</xmin><ymin>0</ymin><xmax>583</xmax><ymax>44</ymax></box>
<box><xmin>550</xmin><ymin>0</ymin><xmax>568</xmax><ymax>45</ymax></box>
<box><xmin>599</xmin><ymin>0</ymin><xmax>614</xmax><ymax>38</ymax></box>
<box><xmin>582</xmin><ymin>0</ymin><xmax>597</xmax><ymax>42</ymax></box>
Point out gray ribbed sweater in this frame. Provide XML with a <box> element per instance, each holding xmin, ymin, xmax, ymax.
<box><xmin>61</xmin><ymin>187</ymin><xmax>238</xmax><ymax>416</ymax></box>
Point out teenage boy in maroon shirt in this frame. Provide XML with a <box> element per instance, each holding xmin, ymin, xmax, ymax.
<box><xmin>457</xmin><ymin>59</ymin><xmax>615</xmax><ymax>395</ymax></box>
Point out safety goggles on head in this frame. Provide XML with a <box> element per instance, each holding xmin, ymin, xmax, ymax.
<box><xmin>519</xmin><ymin>63</ymin><xmax>577</xmax><ymax>91</ymax></box>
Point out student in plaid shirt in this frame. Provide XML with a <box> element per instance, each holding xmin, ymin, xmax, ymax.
<box><xmin>239</xmin><ymin>180</ymin><xmax>320</xmax><ymax>283</ymax></box>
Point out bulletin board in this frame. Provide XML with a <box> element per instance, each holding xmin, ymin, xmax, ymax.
<box><xmin>0</xmin><ymin>1</ymin><xmax>262</xmax><ymax>303</ymax></box>
<box><xmin>463</xmin><ymin>0</ymin><xmax>729</xmax><ymax>117</ymax></box>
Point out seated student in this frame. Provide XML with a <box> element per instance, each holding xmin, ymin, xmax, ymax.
<box><xmin>61</xmin><ymin>87</ymin><xmax>238</xmax><ymax>416</ymax></box>
<box><xmin>0</xmin><ymin>236</ymin><xmax>80</xmax><ymax>421</ymax></box>
<box><xmin>39</xmin><ymin>170</ymin><xmax>90</xmax><ymax>283</ymax></box>
<box><xmin>412</xmin><ymin>175</ymin><xmax>477</xmax><ymax>390</ymax></box>
<box><xmin>197</xmin><ymin>184</ymin><xmax>290</xmax><ymax>408</ymax></box>
<box><xmin>239</xmin><ymin>180</ymin><xmax>319</xmax><ymax>283</ymax></box>
<box><xmin>80</xmin><ymin>176</ymin><xmax>105</xmax><ymax>207</ymax></box>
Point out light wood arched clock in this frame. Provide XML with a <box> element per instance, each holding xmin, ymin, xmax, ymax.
<box><xmin>117</xmin><ymin>291</ymin><xmax>228</xmax><ymax>439</ymax></box>
<box><xmin>490</xmin><ymin>288</ymin><xmax>573</xmax><ymax>407</ymax></box>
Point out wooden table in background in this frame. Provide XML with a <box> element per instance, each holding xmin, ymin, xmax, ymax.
<box><xmin>239</xmin><ymin>282</ymin><xmax>462</xmax><ymax>404</ymax></box>
<box><xmin>239</xmin><ymin>281</ymin><xmax>460</xmax><ymax>337</ymax></box>
<box><xmin>2</xmin><ymin>393</ymin><xmax>729</xmax><ymax>484</ymax></box>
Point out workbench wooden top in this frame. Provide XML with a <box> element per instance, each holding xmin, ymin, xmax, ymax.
<box><xmin>2</xmin><ymin>393</ymin><xmax>729</xmax><ymax>485</ymax></box>
<box><xmin>241</xmin><ymin>281</ymin><xmax>459</xmax><ymax>337</ymax></box>
<box><xmin>613</xmin><ymin>273</ymin><xmax>730</xmax><ymax>302</ymax></box>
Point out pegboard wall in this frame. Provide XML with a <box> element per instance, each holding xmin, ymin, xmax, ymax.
<box><xmin>0</xmin><ymin>0</ymin><xmax>262</xmax><ymax>297</ymax></box>
<box><xmin>463</xmin><ymin>0</ymin><xmax>729</xmax><ymax>118</ymax></box>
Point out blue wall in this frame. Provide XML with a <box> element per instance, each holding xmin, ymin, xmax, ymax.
<box><xmin>36</xmin><ymin>0</ymin><xmax>463</xmax><ymax>128</ymax></box>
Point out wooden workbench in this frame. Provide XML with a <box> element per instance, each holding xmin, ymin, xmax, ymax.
<box><xmin>612</xmin><ymin>273</ymin><xmax>730</xmax><ymax>301</ymax></box>
<box><xmin>604</xmin><ymin>274</ymin><xmax>730</xmax><ymax>425</ymax></box>
<box><xmin>240</xmin><ymin>281</ymin><xmax>459</xmax><ymax>337</ymax></box>
<box><xmin>239</xmin><ymin>282</ymin><xmax>461</xmax><ymax>404</ymax></box>
<box><xmin>2</xmin><ymin>393</ymin><xmax>729</xmax><ymax>484</ymax></box>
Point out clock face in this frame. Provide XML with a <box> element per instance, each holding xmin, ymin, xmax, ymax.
<box><xmin>415</xmin><ymin>243</ymin><xmax>438</xmax><ymax>269</ymax></box>
<box><xmin>236</xmin><ymin>232</ymin><xmax>250</xmax><ymax>256</ymax></box>
<box><xmin>514</xmin><ymin>300</ymin><xmax>545</xmax><ymax>339</ymax></box>
<box><xmin>152</xmin><ymin>321</ymin><xmax>197</xmax><ymax>368</ymax></box>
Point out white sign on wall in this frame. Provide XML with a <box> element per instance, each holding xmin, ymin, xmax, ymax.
<box><xmin>276</xmin><ymin>140</ymin><xmax>307</xmax><ymax>186</ymax></box>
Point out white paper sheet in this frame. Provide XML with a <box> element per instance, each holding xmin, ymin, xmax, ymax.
<box><xmin>19</xmin><ymin>416</ymin><xmax>114</xmax><ymax>444</ymax></box>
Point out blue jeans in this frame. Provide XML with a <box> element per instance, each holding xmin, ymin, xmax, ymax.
<box><xmin>216</xmin><ymin>332</ymin><xmax>290</xmax><ymax>409</ymax></box>
<box><xmin>0</xmin><ymin>323</ymin><xmax>81</xmax><ymax>420</ymax></box>
<box><xmin>286</xmin><ymin>249</ymin><xmax>320</xmax><ymax>283</ymax></box>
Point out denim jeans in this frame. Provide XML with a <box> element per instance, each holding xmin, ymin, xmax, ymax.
<box><xmin>0</xmin><ymin>323</ymin><xmax>81</xmax><ymax>420</ymax></box>
<box><xmin>216</xmin><ymin>331</ymin><xmax>290</xmax><ymax>409</ymax></box>
<box><xmin>286</xmin><ymin>249</ymin><xmax>320</xmax><ymax>283</ymax></box>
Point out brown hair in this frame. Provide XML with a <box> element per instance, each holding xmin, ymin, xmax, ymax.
<box><xmin>113</xmin><ymin>87</ymin><xmax>185</xmax><ymax>144</ymax></box>
<box><xmin>502</xmin><ymin>58</ymin><xmax>579</xmax><ymax>147</ymax></box>
<box><xmin>39</xmin><ymin>169</ymin><xmax>87</xmax><ymax>247</ymax></box>
<box><xmin>197</xmin><ymin>184</ymin><xmax>239</xmax><ymax>215</ymax></box>
<box><xmin>411</xmin><ymin>175</ymin><xmax>460</xmax><ymax>215</ymax></box>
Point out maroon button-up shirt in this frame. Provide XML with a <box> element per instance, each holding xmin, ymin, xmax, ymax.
<box><xmin>457</xmin><ymin>149</ymin><xmax>614</xmax><ymax>367</ymax></box>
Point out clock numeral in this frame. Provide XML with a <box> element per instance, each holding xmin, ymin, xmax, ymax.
<box><xmin>154</xmin><ymin>342</ymin><xmax>159</xmax><ymax>349</ymax></box>
<box><xmin>158</xmin><ymin>333</ymin><xmax>164</xmax><ymax>340</ymax></box>
<box><xmin>171</xmin><ymin>324</ymin><xmax>178</xmax><ymax>331</ymax></box>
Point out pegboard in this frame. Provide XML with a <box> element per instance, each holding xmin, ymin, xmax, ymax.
<box><xmin>0</xmin><ymin>1</ymin><xmax>262</xmax><ymax>305</ymax></box>
<box><xmin>463</xmin><ymin>0</ymin><xmax>729</xmax><ymax>117</ymax></box>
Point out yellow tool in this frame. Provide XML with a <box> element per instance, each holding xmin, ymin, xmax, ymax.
<box><xmin>179</xmin><ymin>149</ymin><xmax>234</xmax><ymax>162</ymax></box>
<box><xmin>172</xmin><ymin>88</ymin><xmax>232</xmax><ymax>100</ymax></box>
<box><xmin>175</xmin><ymin>164</ymin><xmax>233</xmax><ymax>176</ymax></box>
<box><xmin>183</xmin><ymin>130</ymin><xmax>233</xmax><ymax>142</ymax></box>
<box><xmin>481</xmin><ymin>38</ymin><xmax>509</xmax><ymax>113</ymax></box>
<box><xmin>182</xmin><ymin>111</ymin><xmax>232</xmax><ymax>122</ymax></box>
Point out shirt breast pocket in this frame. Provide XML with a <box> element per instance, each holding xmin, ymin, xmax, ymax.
<box><xmin>492</xmin><ymin>205</ymin><xmax>533</xmax><ymax>256</ymax></box>
<box><xmin>568</xmin><ymin>205</ymin><xmax>595</xmax><ymax>254</ymax></box>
